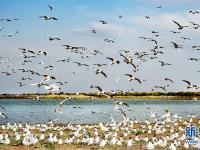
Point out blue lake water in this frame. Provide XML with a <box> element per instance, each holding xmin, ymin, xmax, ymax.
<box><xmin>0</xmin><ymin>99</ymin><xmax>199</xmax><ymax>124</ymax></box>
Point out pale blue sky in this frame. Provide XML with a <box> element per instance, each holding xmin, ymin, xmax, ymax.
<box><xmin>0</xmin><ymin>0</ymin><xmax>200</xmax><ymax>94</ymax></box>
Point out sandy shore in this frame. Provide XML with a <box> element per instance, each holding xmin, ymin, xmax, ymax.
<box><xmin>0</xmin><ymin>92</ymin><xmax>200</xmax><ymax>100</ymax></box>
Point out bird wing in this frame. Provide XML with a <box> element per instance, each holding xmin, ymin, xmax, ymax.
<box><xmin>28</xmin><ymin>50</ymin><xmax>35</xmax><ymax>54</ymax></box>
<box><xmin>99</xmin><ymin>20</ymin><xmax>105</xmax><ymax>23</ymax></box>
<box><xmin>0</xmin><ymin>105</ymin><xmax>6</xmax><ymax>110</ymax></box>
<box><xmin>182</xmin><ymin>80</ymin><xmax>191</xmax><ymax>85</ymax></box>
<box><xmin>162</xmin><ymin>87</ymin><xmax>166</xmax><ymax>91</ymax></box>
<box><xmin>48</xmin><ymin>5</ymin><xmax>53</xmax><ymax>10</ymax></box>
<box><xmin>73</xmin><ymin>62</ymin><xmax>80</xmax><ymax>65</ymax></box>
<box><xmin>171</xmin><ymin>41</ymin><xmax>175</xmax><ymax>45</ymax></box>
<box><xmin>106</xmin><ymin>57</ymin><xmax>114</xmax><ymax>61</ymax></box>
<box><xmin>130</xmin><ymin>62</ymin><xmax>137</xmax><ymax>69</ymax></box>
<box><xmin>172</xmin><ymin>20</ymin><xmax>182</xmax><ymax>28</ymax></box>
<box><xmin>101</xmin><ymin>93</ymin><xmax>111</xmax><ymax>99</ymax></box>
<box><xmin>82</xmin><ymin>64</ymin><xmax>89</xmax><ymax>67</ymax></box>
<box><xmin>39</xmin><ymin>16</ymin><xmax>46</xmax><ymax>18</ymax></box>
<box><xmin>95</xmin><ymin>86</ymin><xmax>103</xmax><ymax>92</ymax></box>
<box><xmin>135</xmin><ymin>78</ymin><xmax>142</xmax><ymax>84</ymax></box>
<box><xmin>152</xmin><ymin>39</ymin><xmax>157</xmax><ymax>45</ymax></box>
<box><xmin>51</xmin><ymin>17</ymin><xmax>58</xmax><ymax>20</ymax></box>
<box><xmin>171</xmin><ymin>42</ymin><xmax>178</xmax><ymax>48</ymax></box>
<box><xmin>119</xmin><ymin>109</ymin><xmax>127</xmax><ymax>118</ymax></box>
<box><xmin>101</xmin><ymin>71</ymin><xmax>107</xmax><ymax>78</ymax></box>
<box><xmin>120</xmin><ymin>53</ymin><xmax>133</xmax><ymax>65</ymax></box>
<box><xmin>119</xmin><ymin>52</ymin><xmax>128</xmax><ymax>59</ymax></box>
<box><xmin>158</xmin><ymin>61</ymin><xmax>164</xmax><ymax>64</ymax></box>
<box><xmin>123</xmin><ymin>102</ymin><xmax>129</xmax><ymax>107</ymax></box>
<box><xmin>51</xmin><ymin>76</ymin><xmax>56</xmax><ymax>80</ymax></box>
<box><xmin>165</xmin><ymin>78</ymin><xmax>174</xmax><ymax>83</ymax></box>
<box><xmin>124</xmin><ymin>74</ymin><xmax>132</xmax><ymax>77</ymax></box>
<box><xmin>2</xmin><ymin>112</ymin><xmax>7</xmax><ymax>119</ymax></box>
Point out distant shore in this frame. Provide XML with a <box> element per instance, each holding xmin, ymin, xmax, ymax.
<box><xmin>0</xmin><ymin>92</ymin><xmax>200</xmax><ymax>100</ymax></box>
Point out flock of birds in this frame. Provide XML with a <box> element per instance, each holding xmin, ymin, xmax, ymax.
<box><xmin>0</xmin><ymin>4</ymin><xmax>200</xmax><ymax>95</ymax></box>
<box><xmin>0</xmin><ymin>109</ymin><xmax>199</xmax><ymax>149</ymax></box>
<box><xmin>0</xmin><ymin>2</ymin><xmax>200</xmax><ymax>149</ymax></box>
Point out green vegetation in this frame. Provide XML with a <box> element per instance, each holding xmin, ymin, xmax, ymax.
<box><xmin>135</xmin><ymin>130</ymin><xmax>143</xmax><ymax>135</ymax></box>
<box><xmin>0</xmin><ymin>92</ymin><xmax>200</xmax><ymax>100</ymax></box>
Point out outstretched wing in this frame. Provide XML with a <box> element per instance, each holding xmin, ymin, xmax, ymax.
<box><xmin>124</xmin><ymin>74</ymin><xmax>132</xmax><ymax>78</ymax></box>
<box><xmin>172</xmin><ymin>20</ymin><xmax>182</xmax><ymax>29</ymax></box>
<box><xmin>135</xmin><ymin>78</ymin><xmax>142</xmax><ymax>84</ymax></box>
<box><xmin>182</xmin><ymin>80</ymin><xmax>191</xmax><ymax>85</ymax></box>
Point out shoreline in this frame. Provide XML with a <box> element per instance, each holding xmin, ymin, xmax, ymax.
<box><xmin>0</xmin><ymin>92</ymin><xmax>200</xmax><ymax>100</ymax></box>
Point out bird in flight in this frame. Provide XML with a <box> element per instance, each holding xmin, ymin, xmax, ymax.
<box><xmin>114</xmin><ymin>101</ymin><xmax>129</xmax><ymax>107</ymax></box>
<box><xmin>90</xmin><ymin>30</ymin><xmax>96</xmax><ymax>33</ymax></box>
<box><xmin>188</xmin><ymin>10</ymin><xmax>200</xmax><ymax>14</ymax></box>
<box><xmin>48</xmin><ymin>5</ymin><xmax>53</xmax><ymax>11</ymax></box>
<box><xmin>44</xmin><ymin>84</ymin><xmax>60</xmax><ymax>92</ymax></box>
<box><xmin>49</xmin><ymin>37</ymin><xmax>61</xmax><ymax>41</ymax></box>
<box><xmin>41</xmin><ymin>75</ymin><xmax>56</xmax><ymax>82</ymax></box>
<box><xmin>116</xmin><ymin>108</ymin><xmax>127</xmax><ymax>119</ymax></box>
<box><xmin>172</xmin><ymin>20</ymin><xmax>188</xmax><ymax>30</ymax></box>
<box><xmin>104</xmin><ymin>39</ymin><xmax>114</xmax><ymax>43</ymax></box>
<box><xmin>158</xmin><ymin>61</ymin><xmax>172</xmax><ymax>66</ymax></box>
<box><xmin>180</xmin><ymin>37</ymin><xmax>191</xmax><ymax>40</ymax></box>
<box><xmin>90</xmin><ymin>85</ymin><xmax>103</xmax><ymax>92</ymax></box>
<box><xmin>156</xmin><ymin>6</ymin><xmax>162</xmax><ymax>8</ymax></box>
<box><xmin>170</xmin><ymin>31</ymin><xmax>181</xmax><ymax>34</ymax></box>
<box><xmin>2</xmin><ymin>31</ymin><xmax>18</xmax><ymax>37</ymax></box>
<box><xmin>90</xmin><ymin>85</ymin><xmax>111</xmax><ymax>98</ymax></box>
<box><xmin>16</xmin><ymin>82</ymin><xmax>25</xmax><ymax>87</ymax></box>
<box><xmin>182</xmin><ymin>80</ymin><xmax>198</xmax><ymax>89</ymax></box>
<box><xmin>106</xmin><ymin>57</ymin><xmax>120</xmax><ymax>65</ymax></box>
<box><xmin>154</xmin><ymin>86</ymin><xmax>167</xmax><ymax>91</ymax></box>
<box><xmin>95</xmin><ymin>69</ymin><xmax>107</xmax><ymax>78</ymax></box>
<box><xmin>39</xmin><ymin>16</ymin><xmax>58</xmax><ymax>20</ymax></box>
<box><xmin>73</xmin><ymin>62</ymin><xmax>89</xmax><ymax>67</ymax></box>
<box><xmin>145</xmin><ymin>16</ymin><xmax>150</xmax><ymax>19</ymax></box>
<box><xmin>119</xmin><ymin>52</ymin><xmax>137</xmax><ymax>69</ymax></box>
<box><xmin>0</xmin><ymin>112</ymin><xmax>7</xmax><ymax>119</ymax></box>
<box><xmin>0</xmin><ymin>105</ymin><xmax>6</xmax><ymax>110</ymax></box>
<box><xmin>0</xmin><ymin>18</ymin><xmax>18</xmax><ymax>22</ymax></box>
<box><xmin>124</xmin><ymin>74</ymin><xmax>142</xmax><ymax>84</ymax></box>
<box><xmin>99</xmin><ymin>20</ymin><xmax>108</xmax><ymax>24</ymax></box>
<box><xmin>171</xmin><ymin>42</ymin><xmax>183</xmax><ymax>49</ymax></box>
<box><xmin>164</xmin><ymin>78</ymin><xmax>174</xmax><ymax>83</ymax></box>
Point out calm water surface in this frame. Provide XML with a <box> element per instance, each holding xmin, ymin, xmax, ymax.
<box><xmin>0</xmin><ymin>99</ymin><xmax>199</xmax><ymax>124</ymax></box>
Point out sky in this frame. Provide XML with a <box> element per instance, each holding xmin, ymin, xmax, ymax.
<box><xmin>0</xmin><ymin>0</ymin><xmax>200</xmax><ymax>94</ymax></box>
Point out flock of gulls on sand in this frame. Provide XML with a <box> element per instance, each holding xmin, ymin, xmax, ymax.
<box><xmin>0</xmin><ymin>2</ymin><xmax>200</xmax><ymax>149</ymax></box>
<box><xmin>0</xmin><ymin>108</ymin><xmax>199</xmax><ymax>149</ymax></box>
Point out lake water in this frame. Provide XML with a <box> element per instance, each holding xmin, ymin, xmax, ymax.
<box><xmin>0</xmin><ymin>99</ymin><xmax>199</xmax><ymax>124</ymax></box>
